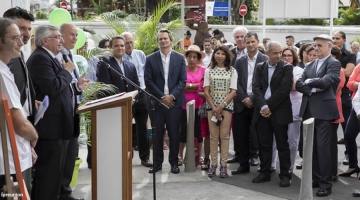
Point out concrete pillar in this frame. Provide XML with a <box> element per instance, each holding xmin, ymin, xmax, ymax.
<box><xmin>184</xmin><ymin>100</ymin><xmax>196</xmax><ymax>172</ymax></box>
<box><xmin>299</xmin><ymin>118</ymin><xmax>314</xmax><ymax>200</ymax></box>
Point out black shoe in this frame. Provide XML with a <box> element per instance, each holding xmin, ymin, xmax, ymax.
<box><xmin>316</xmin><ymin>188</ymin><xmax>331</xmax><ymax>197</ymax></box>
<box><xmin>149</xmin><ymin>165</ymin><xmax>162</xmax><ymax>173</ymax></box>
<box><xmin>170</xmin><ymin>164</ymin><xmax>180</xmax><ymax>174</ymax></box>
<box><xmin>250</xmin><ymin>157</ymin><xmax>260</xmax><ymax>166</ymax></box>
<box><xmin>339</xmin><ymin>167</ymin><xmax>360</xmax><ymax>177</ymax></box>
<box><xmin>227</xmin><ymin>156</ymin><xmax>238</xmax><ymax>163</ymax></box>
<box><xmin>296</xmin><ymin>161</ymin><xmax>303</xmax><ymax>169</ymax></box>
<box><xmin>59</xmin><ymin>194</ymin><xmax>85</xmax><ymax>200</ymax></box>
<box><xmin>353</xmin><ymin>191</ymin><xmax>360</xmax><ymax>197</ymax></box>
<box><xmin>312</xmin><ymin>182</ymin><xmax>320</xmax><ymax>188</ymax></box>
<box><xmin>231</xmin><ymin>166</ymin><xmax>250</xmax><ymax>175</ymax></box>
<box><xmin>133</xmin><ymin>146</ymin><xmax>139</xmax><ymax>151</ymax></box>
<box><xmin>252</xmin><ymin>173</ymin><xmax>271</xmax><ymax>183</ymax></box>
<box><xmin>279</xmin><ymin>177</ymin><xmax>291</xmax><ymax>187</ymax></box>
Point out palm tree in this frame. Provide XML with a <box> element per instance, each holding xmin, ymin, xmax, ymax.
<box><xmin>100</xmin><ymin>0</ymin><xmax>181</xmax><ymax>55</ymax></box>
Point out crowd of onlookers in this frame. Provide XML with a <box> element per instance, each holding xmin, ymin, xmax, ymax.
<box><xmin>2</xmin><ymin>5</ymin><xmax>360</xmax><ymax>199</ymax></box>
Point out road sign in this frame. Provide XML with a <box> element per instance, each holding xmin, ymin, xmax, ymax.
<box><xmin>239</xmin><ymin>5</ymin><xmax>247</xmax><ymax>16</ymax></box>
<box><xmin>60</xmin><ymin>1</ymin><xmax>67</xmax><ymax>9</ymax></box>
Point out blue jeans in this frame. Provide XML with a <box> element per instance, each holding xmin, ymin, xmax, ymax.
<box><xmin>344</xmin><ymin>109</ymin><xmax>360</xmax><ymax>168</ymax></box>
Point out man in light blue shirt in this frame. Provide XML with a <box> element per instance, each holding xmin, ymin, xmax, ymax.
<box><xmin>121</xmin><ymin>32</ymin><xmax>152</xmax><ymax>167</ymax></box>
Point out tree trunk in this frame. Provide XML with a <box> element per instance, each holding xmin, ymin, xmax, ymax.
<box><xmin>232</xmin><ymin>0</ymin><xmax>245</xmax><ymax>24</ymax></box>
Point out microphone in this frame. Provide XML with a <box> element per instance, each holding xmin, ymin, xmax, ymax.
<box><xmin>61</xmin><ymin>49</ymin><xmax>69</xmax><ymax>63</ymax></box>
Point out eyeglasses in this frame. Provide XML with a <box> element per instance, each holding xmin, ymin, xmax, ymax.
<box><xmin>5</xmin><ymin>35</ymin><xmax>23</xmax><ymax>42</ymax></box>
<box><xmin>282</xmin><ymin>54</ymin><xmax>293</xmax><ymax>58</ymax></box>
<box><xmin>46</xmin><ymin>35</ymin><xmax>63</xmax><ymax>40</ymax></box>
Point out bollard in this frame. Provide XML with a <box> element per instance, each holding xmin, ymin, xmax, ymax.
<box><xmin>299</xmin><ymin>118</ymin><xmax>314</xmax><ymax>200</ymax></box>
<box><xmin>184</xmin><ymin>100</ymin><xmax>196</xmax><ymax>172</ymax></box>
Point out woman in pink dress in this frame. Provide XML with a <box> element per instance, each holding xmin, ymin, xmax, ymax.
<box><xmin>178</xmin><ymin>45</ymin><xmax>206</xmax><ymax>166</ymax></box>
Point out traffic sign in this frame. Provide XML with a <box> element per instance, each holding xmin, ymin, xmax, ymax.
<box><xmin>60</xmin><ymin>1</ymin><xmax>67</xmax><ymax>9</ymax></box>
<box><xmin>239</xmin><ymin>5</ymin><xmax>247</xmax><ymax>16</ymax></box>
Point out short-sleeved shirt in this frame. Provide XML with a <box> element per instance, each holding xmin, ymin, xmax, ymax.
<box><xmin>0</xmin><ymin>60</ymin><xmax>32</xmax><ymax>174</ymax></box>
<box><xmin>204</xmin><ymin>66</ymin><xmax>238</xmax><ymax>112</ymax></box>
<box><xmin>340</xmin><ymin>48</ymin><xmax>356</xmax><ymax>95</ymax></box>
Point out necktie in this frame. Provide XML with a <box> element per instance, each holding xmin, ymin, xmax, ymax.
<box><xmin>69</xmin><ymin>52</ymin><xmax>79</xmax><ymax>79</ymax></box>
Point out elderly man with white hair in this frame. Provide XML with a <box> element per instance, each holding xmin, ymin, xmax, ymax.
<box><xmin>351</xmin><ymin>41</ymin><xmax>360</xmax><ymax>65</ymax></box>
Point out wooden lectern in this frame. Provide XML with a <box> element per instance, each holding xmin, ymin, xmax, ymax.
<box><xmin>77</xmin><ymin>91</ymin><xmax>138</xmax><ymax>200</ymax></box>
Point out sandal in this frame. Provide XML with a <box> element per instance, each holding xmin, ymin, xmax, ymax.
<box><xmin>208</xmin><ymin>165</ymin><xmax>217</xmax><ymax>177</ymax></box>
<box><xmin>220</xmin><ymin>166</ymin><xmax>228</xmax><ymax>178</ymax></box>
<box><xmin>178</xmin><ymin>157</ymin><xmax>183</xmax><ymax>166</ymax></box>
<box><xmin>201</xmin><ymin>158</ymin><xmax>210</xmax><ymax>170</ymax></box>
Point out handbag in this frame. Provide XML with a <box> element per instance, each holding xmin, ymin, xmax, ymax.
<box><xmin>198</xmin><ymin>103</ymin><xmax>207</xmax><ymax>119</ymax></box>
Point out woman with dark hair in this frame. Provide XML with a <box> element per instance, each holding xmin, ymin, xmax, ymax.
<box><xmin>204</xmin><ymin>45</ymin><xmax>237</xmax><ymax>178</ymax></box>
<box><xmin>330</xmin><ymin>46</ymin><xmax>345</xmax><ymax>181</ymax></box>
<box><xmin>98</xmin><ymin>39</ymin><xmax>110</xmax><ymax>49</ymax></box>
<box><xmin>306</xmin><ymin>45</ymin><xmax>317</xmax><ymax>63</ymax></box>
<box><xmin>298</xmin><ymin>43</ymin><xmax>312</xmax><ymax>68</ymax></box>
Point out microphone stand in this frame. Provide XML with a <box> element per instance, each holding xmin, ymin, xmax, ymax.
<box><xmin>99</xmin><ymin>60</ymin><xmax>168</xmax><ymax>200</ymax></box>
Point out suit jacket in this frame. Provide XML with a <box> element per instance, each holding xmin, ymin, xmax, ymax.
<box><xmin>296</xmin><ymin>56</ymin><xmax>340</xmax><ymax>121</ymax></box>
<box><xmin>252</xmin><ymin>60</ymin><xmax>293</xmax><ymax>125</ymax></box>
<box><xmin>7</xmin><ymin>52</ymin><xmax>36</xmax><ymax>122</ymax></box>
<box><xmin>27</xmin><ymin>47</ymin><xmax>80</xmax><ymax>140</ymax></box>
<box><xmin>234</xmin><ymin>52</ymin><xmax>268</xmax><ymax>113</ymax></box>
<box><xmin>231</xmin><ymin>47</ymin><xmax>247</xmax><ymax>66</ymax></box>
<box><xmin>144</xmin><ymin>50</ymin><xmax>187</xmax><ymax>108</ymax></box>
<box><xmin>96</xmin><ymin>56</ymin><xmax>140</xmax><ymax>100</ymax></box>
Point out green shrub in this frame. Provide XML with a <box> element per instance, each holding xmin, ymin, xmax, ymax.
<box><xmin>207</xmin><ymin>16</ymin><xmax>227</xmax><ymax>25</ymax></box>
<box><xmin>35</xmin><ymin>10</ymin><xmax>48</xmax><ymax>19</ymax></box>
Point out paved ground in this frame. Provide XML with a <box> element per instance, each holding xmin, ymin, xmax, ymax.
<box><xmin>72</xmin><ymin>126</ymin><xmax>353</xmax><ymax>200</ymax></box>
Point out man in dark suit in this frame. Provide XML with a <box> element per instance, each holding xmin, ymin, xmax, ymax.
<box><xmin>228</xmin><ymin>26</ymin><xmax>248</xmax><ymax>163</ymax></box>
<box><xmin>57</xmin><ymin>23</ymin><xmax>88</xmax><ymax>200</ymax></box>
<box><xmin>97</xmin><ymin>35</ymin><xmax>140</xmax><ymax>98</ymax></box>
<box><xmin>252</xmin><ymin>41</ymin><xmax>293</xmax><ymax>187</ymax></box>
<box><xmin>144</xmin><ymin>29</ymin><xmax>186</xmax><ymax>174</ymax></box>
<box><xmin>231</xmin><ymin>32</ymin><xmax>268</xmax><ymax>175</ymax></box>
<box><xmin>296</xmin><ymin>34</ymin><xmax>340</xmax><ymax>197</ymax></box>
<box><xmin>27</xmin><ymin>25</ymin><xmax>88</xmax><ymax>200</ymax></box>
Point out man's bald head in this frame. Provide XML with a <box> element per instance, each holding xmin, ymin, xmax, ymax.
<box><xmin>121</xmin><ymin>32</ymin><xmax>134</xmax><ymax>54</ymax></box>
<box><xmin>60</xmin><ymin>23</ymin><xmax>78</xmax><ymax>50</ymax></box>
<box><xmin>351</xmin><ymin>41</ymin><xmax>360</xmax><ymax>54</ymax></box>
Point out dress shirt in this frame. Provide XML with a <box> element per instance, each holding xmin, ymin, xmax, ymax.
<box><xmin>356</xmin><ymin>52</ymin><xmax>360</xmax><ymax>65</ymax></box>
<box><xmin>236</xmin><ymin>47</ymin><xmax>247</xmax><ymax>60</ymax></box>
<box><xmin>202</xmin><ymin>50</ymin><xmax>213</xmax><ymax>67</ymax></box>
<box><xmin>114</xmin><ymin>57</ymin><xmax>125</xmax><ymax>76</ymax></box>
<box><xmin>0</xmin><ymin>60</ymin><xmax>32</xmax><ymax>174</ymax></box>
<box><xmin>123</xmin><ymin>49</ymin><xmax>146</xmax><ymax>89</ymax></box>
<box><xmin>160</xmin><ymin>50</ymin><xmax>172</xmax><ymax>95</ymax></box>
<box><xmin>246</xmin><ymin>51</ymin><xmax>258</xmax><ymax>95</ymax></box>
<box><xmin>261</xmin><ymin>62</ymin><xmax>277</xmax><ymax>111</ymax></box>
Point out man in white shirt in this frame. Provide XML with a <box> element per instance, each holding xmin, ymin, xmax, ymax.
<box><xmin>144</xmin><ymin>29</ymin><xmax>186</xmax><ymax>174</ymax></box>
<box><xmin>0</xmin><ymin>17</ymin><xmax>38</xmax><ymax>198</ymax></box>
<box><xmin>202</xmin><ymin>38</ymin><xmax>213</xmax><ymax>67</ymax></box>
<box><xmin>285</xmin><ymin>35</ymin><xmax>299</xmax><ymax>52</ymax></box>
<box><xmin>121</xmin><ymin>32</ymin><xmax>152</xmax><ymax>168</ymax></box>
<box><xmin>230</xmin><ymin>27</ymin><xmax>248</xmax><ymax>67</ymax></box>
<box><xmin>351</xmin><ymin>41</ymin><xmax>360</xmax><ymax>65</ymax></box>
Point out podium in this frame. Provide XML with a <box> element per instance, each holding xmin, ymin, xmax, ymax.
<box><xmin>77</xmin><ymin>91</ymin><xmax>138</xmax><ymax>200</ymax></box>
